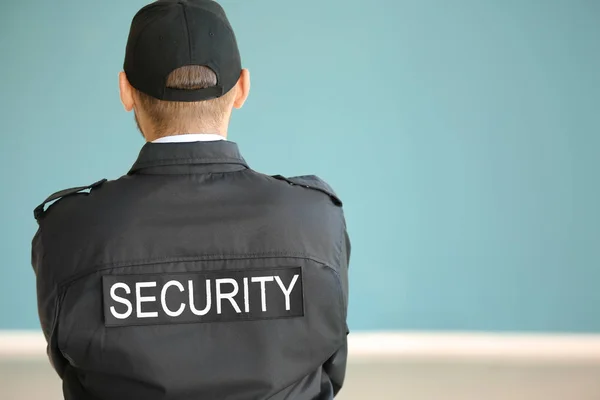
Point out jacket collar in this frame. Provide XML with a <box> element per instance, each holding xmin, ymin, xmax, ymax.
<box><xmin>128</xmin><ymin>141</ymin><xmax>249</xmax><ymax>174</ymax></box>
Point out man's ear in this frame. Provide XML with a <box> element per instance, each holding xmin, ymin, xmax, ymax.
<box><xmin>233</xmin><ymin>69</ymin><xmax>250</xmax><ymax>109</ymax></box>
<box><xmin>119</xmin><ymin>72</ymin><xmax>135</xmax><ymax>112</ymax></box>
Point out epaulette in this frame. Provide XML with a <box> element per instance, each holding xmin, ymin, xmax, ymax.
<box><xmin>272</xmin><ymin>175</ymin><xmax>342</xmax><ymax>206</ymax></box>
<box><xmin>34</xmin><ymin>179</ymin><xmax>107</xmax><ymax>221</ymax></box>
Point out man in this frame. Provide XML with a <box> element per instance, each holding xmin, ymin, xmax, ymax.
<box><xmin>31</xmin><ymin>1</ymin><xmax>351</xmax><ymax>399</ymax></box>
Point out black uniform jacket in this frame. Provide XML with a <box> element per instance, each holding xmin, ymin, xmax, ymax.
<box><xmin>31</xmin><ymin>140</ymin><xmax>350</xmax><ymax>400</ymax></box>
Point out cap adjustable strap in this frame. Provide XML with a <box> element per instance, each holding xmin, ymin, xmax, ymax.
<box><xmin>162</xmin><ymin>85</ymin><xmax>224</xmax><ymax>102</ymax></box>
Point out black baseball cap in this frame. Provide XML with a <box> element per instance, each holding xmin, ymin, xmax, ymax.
<box><xmin>124</xmin><ymin>0</ymin><xmax>241</xmax><ymax>102</ymax></box>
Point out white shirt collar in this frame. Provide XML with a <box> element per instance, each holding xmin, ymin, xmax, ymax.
<box><xmin>152</xmin><ymin>134</ymin><xmax>226</xmax><ymax>143</ymax></box>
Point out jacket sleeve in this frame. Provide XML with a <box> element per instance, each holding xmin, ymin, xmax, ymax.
<box><xmin>31</xmin><ymin>227</ymin><xmax>67</xmax><ymax>377</ymax></box>
<box><xmin>324</xmin><ymin>225</ymin><xmax>351</xmax><ymax>396</ymax></box>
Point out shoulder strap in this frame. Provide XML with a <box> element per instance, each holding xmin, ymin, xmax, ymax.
<box><xmin>34</xmin><ymin>179</ymin><xmax>107</xmax><ymax>221</ymax></box>
<box><xmin>272</xmin><ymin>175</ymin><xmax>343</xmax><ymax>206</ymax></box>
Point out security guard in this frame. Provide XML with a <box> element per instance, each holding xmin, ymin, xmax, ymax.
<box><xmin>31</xmin><ymin>1</ymin><xmax>351</xmax><ymax>399</ymax></box>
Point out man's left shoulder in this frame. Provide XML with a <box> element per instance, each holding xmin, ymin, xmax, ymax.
<box><xmin>271</xmin><ymin>174</ymin><xmax>342</xmax><ymax>207</ymax></box>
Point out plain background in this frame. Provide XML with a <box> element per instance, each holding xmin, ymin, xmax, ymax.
<box><xmin>0</xmin><ymin>0</ymin><xmax>598</xmax><ymax>332</ymax></box>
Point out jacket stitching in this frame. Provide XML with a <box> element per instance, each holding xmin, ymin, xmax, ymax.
<box><xmin>57</xmin><ymin>252</ymin><xmax>337</xmax><ymax>289</ymax></box>
<box><xmin>136</xmin><ymin>169</ymin><xmax>246</xmax><ymax>176</ymax></box>
<box><xmin>133</xmin><ymin>157</ymin><xmax>247</xmax><ymax>166</ymax></box>
<box><xmin>334</xmin><ymin>219</ymin><xmax>347</xmax><ymax>321</ymax></box>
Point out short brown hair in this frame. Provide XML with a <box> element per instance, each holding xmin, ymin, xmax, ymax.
<box><xmin>134</xmin><ymin>65</ymin><xmax>236</xmax><ymax>137</ymax></box>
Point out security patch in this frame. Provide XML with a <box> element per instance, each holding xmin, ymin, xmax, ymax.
<box><xmin>102</xmin><ymin>267</ymin><xmax>304</xmax><ymax>327</ymax></box>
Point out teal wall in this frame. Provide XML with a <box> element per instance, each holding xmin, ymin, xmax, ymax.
<box><xmin>1</xmin><ymin>0</ymin><xmax>598</xmax><ymax>332</ymax></box>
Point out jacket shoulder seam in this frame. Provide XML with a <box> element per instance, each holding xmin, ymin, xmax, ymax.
<box><xmin>34</xmin><ymin>179</ymin><xmax>107</xmax><ymax>221</ymax></box>
<box><xmin>272</xmin><ymin>175</ymin><xmax>342</xmax><ymax>206</ymax></box>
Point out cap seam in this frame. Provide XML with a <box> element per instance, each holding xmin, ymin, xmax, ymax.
<box><xmin>180</xmin><ymin>2</ymin><xmax>193</xmax><ymax>64</ymax></box>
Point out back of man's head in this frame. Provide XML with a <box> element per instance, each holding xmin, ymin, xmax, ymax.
<box><xmin>118</xmin><ymin>0</ymin><xmax>250</xmax><ymax>140</ymax></box>
<box><xmin>133</xmin><ymin>65</ymin><xmax>238</xmax><ymax>137</ymax></box>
